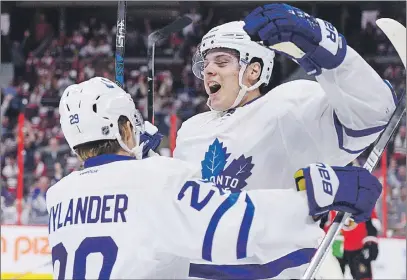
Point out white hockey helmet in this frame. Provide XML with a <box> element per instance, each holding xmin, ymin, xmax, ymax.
<box><xmin>59</xmin><ymin>77</ymin><xmax>145</xmax><ymax>159</ymax></box>
<box><xmin>192</xmin><ymin>21</ymin><xmax>275</xmax><ymax>111</ymax></box>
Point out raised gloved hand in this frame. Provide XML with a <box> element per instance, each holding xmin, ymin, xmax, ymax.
<box><xmin>294</xmin><ymin>163</ymin><xmax>382</xmax><ymax>223</ymax></box>
<box><xmin>243</xmin><ymin>3</ymin><xmax>347</xmax><ymax>75</ymax></box>
<box><xmin>140</xmin><ymin>121</ymin><xmax>163</xmax><ymax>158</ymax></box>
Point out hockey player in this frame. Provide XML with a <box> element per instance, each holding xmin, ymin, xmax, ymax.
<box><xmin>47</xmin><ymin>76</ymin><xmax>382</xmax><ymax>279</ymax></box>
<box><xmin>172</xmin><ymin>3</ymin><xmax>397</xmax><ymax>279</ymax></box>
<box><xmin>324</xmin><ymin>209</ymin><xmax>381</xmax><ymax>280</ymax></box>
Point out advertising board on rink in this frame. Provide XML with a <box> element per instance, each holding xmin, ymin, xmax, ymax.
<box><xmin>1</xmin><ymin>225</ymin><xmax>53</xmax><ymax>279</ymax></box>
<box><xmin>0</xmin><ymin>225</ymin><xmax>405</xmax><ymax>279</ymax></box>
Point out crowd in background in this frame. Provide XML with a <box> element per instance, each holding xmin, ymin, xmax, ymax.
<box><xmin>0</xmin><ymin>3</ymin><xmax>406</xmax><ymax>237</ymax></box>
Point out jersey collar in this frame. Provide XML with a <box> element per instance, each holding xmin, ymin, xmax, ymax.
<box><xmin>84</xmin><ymin>154</ymin><xmax>135</xmax><ymax>168</ymax></box>
<box><xmin>243</xmin><ymin>94</ymin><xmax>264</xmax><ymax>107</ymax></box>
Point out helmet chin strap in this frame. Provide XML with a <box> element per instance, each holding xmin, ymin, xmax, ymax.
<box><xmin>207</xmin><ymin>63</ymin><xmax>264</xmax><ymax>112</ymax></box>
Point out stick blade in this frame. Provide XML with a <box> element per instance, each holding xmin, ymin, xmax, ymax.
<box><xmin>148</xmin><ymin>16</ymin><xmax>192</xmax><ymax>44</ymax></box>
<box><xmin>376</xmin><ymin>18</ymin><xmax>406</xmax><ymax>68</ymax></box>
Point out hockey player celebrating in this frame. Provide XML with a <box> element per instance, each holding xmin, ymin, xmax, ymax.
<box><xmin>172</xmin><ymin>3</ymin><xmax>397</xmax><ymax>279</ymax></box>
<box><xmin>47</xmin><ymin>76</ymin><xmax>382</xmax><ymax>279</ymax></box>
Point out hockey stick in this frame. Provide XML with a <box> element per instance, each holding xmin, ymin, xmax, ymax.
<box><xmin>376</xmin><ymin>18</ymin><xmax>406</xmax><ymax>68</ymax></box>
<box><xmin>302</xmin><ymin>18</ymin><xmax>407</xmax><ymax>280</ymax></box>
<box><xmin>115</xmin><ymin>0</ymin><xmax>127</xmax><ymax>89</ymax></box>
<box><xmin>302</xmin><ymin>92</ymin><xmax>406</xmax><ymax>279</ymax></box>
<box><xmin>147</xmin><ymin>16</ymin><xmax>192</xmax><ymax>124</ymax></box>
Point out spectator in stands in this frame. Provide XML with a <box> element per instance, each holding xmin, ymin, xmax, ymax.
<box><xmin>34</xmin><ymin>13</ymin><xmax>52</xmax><ymax>45</ymax></box>
<box><xmin>78</xmin><ymin>20</ymin><xmax>90</xmax><ymax>39</ymax></box>
<box><xmin>125</xmin><ymin>27</ymin><xmax>146</xmax><ymax>56</ymax></box>
<box><xmin>62</xmin><ymin>36</ymin><xmax>77</xmax><ymax>57</ymax></box>
<box><xmin>183</xmin><ymin>7</ymin><xmax>202</xmax><ymax>37</ymax></box>
<box><xmin>6</xmin><ymin>177</ymin><xmax>17</xmax><ymax>197</ymax></box>
<box><xmin>387</xmin><ymin>158</ymin><xmax>402</xmax><ymax>189</ymax></box>
<box><xmin>65</xmin><ymin>150</ymin><xmax>81</xmax><ymax>173</ymax></box>
<box><xmin>127</xmin><ymin>70</ymin><xmax>141</xmax><ymax>97</ymax></box>
<box><xmin>396</xmin><ymin>79</ymin><xmax>406</xmax><ymax>97</ymax></box>
<box><xmin>393</xmin><ymin>125</ymin><xmax>406</xmax><ymax>162</ymax></box>
<box><xmin>2</xmin><ymin>155</ymin><xmax>18</xmax><ymax>183</ymax></box>
<box><xmin>25</xmin><ymin>51</ymin><xmax>40</xmax><ymax>83</ymax></box>
<box><xmin>0</xmin><ymin>115</ymin><xmax>10</xmax><ymax>139</ymax></box>
<box><xmin>88</xmin><ymin>17</ymin><xmax>98</xmax><ymax>38</ymax></box>
<box><xmin>82</xmin><ymin>63</ymin><xmax>95</xmax><ymax>80</ymax></box>
<box><xmin>27</xmin><ymin>176</ymin><xmax>49</xmax><ymax>224</ymax></box>
<box><xmin>41</xmin><ymin>77</ymin><xmax>60</xmax><ymax>108</ymax></box>
<box><xmin>23</xmin><ymin>131</ymin><xmax>38</xmax><ymax>174</ymax></box>
<box><xmin>79</xmin><ymin>38</ymin><xmax>97</xmax><ymax>57</ymax></box>
<box><xmin>48</xmin><ymin>38</ymin><xmax>62</xmax><ymax>58</ymax></box>
<box><xmin>1</xmin><ymin>187</ymin><xmax>17</xmax><ymax>224</ymax></box>
<box><xmin>33</xmin><ymin>151</ymin><xmax>46</xmax><ymax>179</ymax></box>
<box><xmin>1</xmin><ymin>92</ymin><xmax>14</xmax><ymax>119</ymax></box>
<box><xmin>56</xmin><ymin>70</ymin><xmax>76</xmax><ymax>95</ymax></box>
<box><xmin>28</xmin><ymin>84</ymin><xmax>42</xmax><ymax>106</ymax></box>
<box><xmin>98</xmin><ymin>22</ymin><xmax>110</xmax><ymax>39</ymax></box>
<box><xmin>388</xmin><ymin>185</ymin><xmax>407</xmax><ymax>236</ymax></box>
<box><xmin>397</xmin><ymin>165</ymin><xmax>406</xmax><ymax>186</ymax></box>
<box><xmin>72</xmin><ymin>30</ymin><xmax>85</xmax><ymax>48</ymax></box>
<box><xmin>11</xmin><ymin>31</ymin><xmax>29</xmax><ymax>79</ymax></box>
<box><xmin>95</xmin><ymin>37</ymin><xmax>112</xmax><ymax>57</ymax></box>
<box><xmin>50</xmin><ymin>162</ymin><xmax>64</xmax><ymax>186</ymax></box>
<box><xmin>40</xmin><ymin>50</ymin><xmax>54</xmax><ymax>68</ymax></box>
<box><xmin>34</xmin><ymin>129</ymin><xmax>47</xmax><ymax>147</ymax></box>
<box><xmin>42</xmin><ymin>137</ymin><xmax>65</xmax><ymax>175</ymax></box>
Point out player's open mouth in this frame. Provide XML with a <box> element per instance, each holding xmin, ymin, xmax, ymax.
<box><xmin>208</xmin><ymin>82</ymin><xmax>221</xmax><ymax>94</ymax></box>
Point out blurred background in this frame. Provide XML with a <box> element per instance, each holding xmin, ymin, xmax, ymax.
<box><xmin>0</xmin><ymin>1</ymin><xmax>405</xmax><ymax>234</ymax></box>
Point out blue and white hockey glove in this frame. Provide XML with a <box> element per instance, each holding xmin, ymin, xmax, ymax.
<box><xmin>294</xmin><ymin>163</ymin><xmax>382</xmax><ymax>223</ymax></box>
<box><xmin>140</xmin><ymin>121</ymin><xmax>163</xmax><ymax>158</ymax></box>
<box><xmin>243</xmin><ymin>3</ymin><xmax>347</xmax><ymax>75</ymax></box>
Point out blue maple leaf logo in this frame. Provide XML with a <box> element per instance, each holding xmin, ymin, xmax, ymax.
<box><xmin>221</xmin><ymin>155</ymin><xmax>254</xmax><ymax>190</ymax></box>
<box><xmin>201</xmin><ymin>138</ymin><xmax>254</xmax><ymax>192</ymax></box>
<box><xmin>201</xmin><ymin>138</ymin><xmax>230</xmax><ymax>180</ymax></box>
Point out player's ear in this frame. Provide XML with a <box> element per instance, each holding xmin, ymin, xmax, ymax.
<box><xmin>247</xmin><ymin>62</ymin><xmax>261</xmax><ymax>85</ymax></box>
<box><xmin>123</xmin><ymin>121</ymin><xmax>134</xmax><ymax>144</ymax></box>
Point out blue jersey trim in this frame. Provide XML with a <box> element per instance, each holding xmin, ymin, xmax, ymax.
<box><xmin>333</xmin><ymin>112</ymin><xmax>387</xmax><ymax>138</ymax></box>
<box><xmin>383</xmin><ymin>79</ymin><xmax>398</xmax><ymax>105</ymax></box>
<box><xmin>333</xmin><ymin>113</ymin><xmax>376</xmax><ymax>154</ymax></box>
<box><xmin>202</xmin><ymin>192</ymin><xmax>240</xmax><ymax>261</ymax></box>
<box><xmin>84</xmin><ymin>154</ymin><xmax>135</xmax><ymax>168</ymax></box>
<box><xmin>243</xmin><ymin>94</ymin><xmax>264</xmax><ymax>107</ymax></box>
<box><xmin>236</xmin><ymin>194</ymin><xmax>255</xmax><ymax>259</ymax></box>
<box><xmin>190</xmin><ymin>248</ymin><xmax>316</xmax><ymax>279</ymax></box>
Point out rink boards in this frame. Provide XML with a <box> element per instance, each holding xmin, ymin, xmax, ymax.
<box><xmin>0</xmin><ymin>225</ymin><xmax>405</xmax><ymax>279</ymax></box>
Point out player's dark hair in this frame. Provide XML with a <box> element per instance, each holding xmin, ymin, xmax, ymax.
<box><xmin>74</xmin><ymin>116</ymin><xmax>131</xmax><ymax>161</ymax></box>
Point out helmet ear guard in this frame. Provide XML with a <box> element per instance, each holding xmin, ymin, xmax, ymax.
<box><xmin>192</xmin><ymin>21</ymin><xmax>275</xmax><ymax>111</ymax></box>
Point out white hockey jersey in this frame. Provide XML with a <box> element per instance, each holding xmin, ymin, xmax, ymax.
<box><xmin>174</xmin><ymin>46</ymin><xmax>396</xmax><ymax>193</ymax></box>
<box><xmin>174</xmin><ymin>46</ymin><xmax>396</xmax><ymax>279</ymax></box>
<box><xmin>46</xmin><ymin>154</ymin><xmax>324</xmax><ymax>279</ymax></box>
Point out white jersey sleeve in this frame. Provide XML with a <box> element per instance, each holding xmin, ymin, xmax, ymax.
<box><xmin>316</xmin><ymin>46</ymin><xmax>397</xmax><ymax>132</ymax></box>
<box><xmin>150</xmin><ymin>157</ymin><xmax>323</xmax><ymax>264</ymax></box>
<box><xmin>272</xmin><ymin>46</ymin><xmax>396</xmax><ymax>166</ymax></box>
